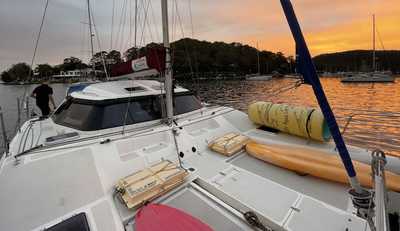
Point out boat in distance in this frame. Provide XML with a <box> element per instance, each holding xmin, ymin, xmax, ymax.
<box><xmin>341</xmin><ymin>72</ymin><xmax>395</xmax><ymax>83</ymax></box>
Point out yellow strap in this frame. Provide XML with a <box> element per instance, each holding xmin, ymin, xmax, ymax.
<box><xmin>223</xmin><ymin>134</ymin><xmax>241</xmax><ymax>152</ymax></box>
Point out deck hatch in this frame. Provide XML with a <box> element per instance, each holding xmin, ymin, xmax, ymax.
<box><xmin>45</xmin><ymin>213</ymin><xmax>90</xmax><ymax>231</ymax></box>
<box><xmin>124</xmin><ymin>86</ymin><xmax>146</xmax><ymax>92</ymax></box>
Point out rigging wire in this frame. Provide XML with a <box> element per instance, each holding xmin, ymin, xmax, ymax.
<box><xmin>187</xmin><ymin>0</ymin><xmax>201</xmax><ymax>97</ymax></box>
<box><xmin>136</xmin><ymin>0</ymin><xmax>144</xmax><ymax>53</ymax></box>
<box><xmin>376</xmin><ymin>27</ymin><xmax>391</xmax><ymax>71</ymax></box>
<box><xmin>264</xmin><ymin>79</ymin><xmax>303</xmax><ymax>99</ymax></box>
<box><xmin>172</xmin><ymin>0</ymin><xmax>202</xmax><ymax>97</ymax></box>
<box><xmin>171</xmin><ymin>0</ymin><xmax>201</xmax><ymax>96</ymax></box>
<box><xmin>148</xmin><ymin>0</ymin><xmax>161</xmax><ymax>43</ymax></box>
<box><xmin>79</xmin><ymin>19</ymin><xmax>88</xmax><ymax>62</ymax></box>
<box><xmin>376</xmin><ymin>28</ymin><xmax>386</xmax><ymax>51</ymax></box>
<box><xmin>119</xmin><ymin>0</ymin><xmax>130</xmax><ymax>53</ymax></box>
<box><xmin>134</xmin><ymin>0</ymin><xmax>138</xmax><ymax>48</ymax></box>
<box><xmin>171</xmin><ymin>0</ymin><xmax>176</xmax><ymax>43</ymax></box>
<box><xmin>16</xmin><ymin>0</ymin><xmax>50</xmax><ymax>129</ymax></box>
<box><xmin>124</xmin><ymin>0</ymin><xmax>142</xmax><ymax>59</ymax></box>
<box><xmin>122</xmin><ymin>78</ymin><xmax>134</xmax><ymax>134</ymax></box>
<box><xmin>28</xmin><ymin>0</ymin><xmax>50</xmax><ymax>80</ymax></box>
<box><xmin>89</xmin><ymin>3</ymin><xmax>110</xmax><ymax>79</ymax></box>
<box><xmin>143</xmin><ymin>1</ymin><xmax>156</xmax><ymax>43</ymax></box>
<box><xmin>138</xmin><ymin>0</ymin><xmax>151</xmax><ymax>48</ymax></box>
<box><xmin>115</xmin><ymin>0</ymin><xmax>128</xmax><ymax>52</ymax></box>
<box><xmin>122</xmin><ymin>0</ymin><xmax>151</xmax><ymax>56</ymax></box>
<box><xmin>173</xmin><ymin>0</ymin><xmax>194</xmax><ymax>77</ymax></box>
<box><xmin>86</xmin><ymin>0</ymin><xmax>95</xmax><ymax>60</ymax></box>
<box><xmin>129</xmin><ymin>0</ymin><xmax>132</xmax><ymax>47</ymax></box>
<box><xmin>188</xmin><ymin>0</ymin><xmax>195</xmax><ymax>38</ymax></box>
<box><xmin>111</xmin><ymin>0</ymin><xmax>115</xmax><ymax>50</ymax></box>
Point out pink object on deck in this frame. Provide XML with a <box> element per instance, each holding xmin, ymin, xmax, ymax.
<box><xmin>135</xmin><ymin>204</ymin><xmax>214</xmax><ymax>231</ymax></box>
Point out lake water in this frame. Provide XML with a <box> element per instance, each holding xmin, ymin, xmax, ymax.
<box><xmin>1</xmin><ymin>77</ymin><xmax>399</xmax><ymax>155</ymax></box>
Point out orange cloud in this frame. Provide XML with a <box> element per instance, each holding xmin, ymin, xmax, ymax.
<box><xmin>270</xmin><ymin>1</ymin><xmax>399</xmax><ymax>55</ymax></box>
<box><xmin>193</xmin><ymin>0</ymin><xmax>400</xmax><ymax>56</ymax></box>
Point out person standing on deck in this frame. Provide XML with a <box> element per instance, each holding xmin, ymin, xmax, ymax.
<box><xmin>31</xmin><ymin>80</ymin><xmax>56</xmax><ymax>116</ymax></box>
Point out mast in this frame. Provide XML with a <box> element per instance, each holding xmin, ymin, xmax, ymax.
<box><xmin>257</xmin><ymin>42</ymin><xmax>260</xmax><ymax>74</ymax></box>
<box><xmin>161</xmin><ymin>0</ymin><xmax>174</xmax><ymax>125</ymax></box>
<box><xmin>372</xmin><ymin>14</ymin><xmax>376</xmax><ymax>72</ymax></box>
<box><xmin>134</xmin><ymin>0</ymin><xmax>138</xmax><ymax>48</ymax></box>
<box><xmin>87</xmin><ymin>0</ymin><xmax>95</xmax><ymax>76</ymax></box>
<box><xmin>111</xmin><ymin>0</ymin><xmax>115</xmax><ymax>50</ymax></box>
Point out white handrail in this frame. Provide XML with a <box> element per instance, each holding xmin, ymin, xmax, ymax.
<box><xmin>372</xmin><ymin>150</ymin><xmax>390</xmax><ymax>231</ymax></box>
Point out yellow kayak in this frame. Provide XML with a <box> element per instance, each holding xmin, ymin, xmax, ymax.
<box><xmin>246</xmin><ymin>141</ymin><xmax>400</xmax><ymax>192</ymax></box>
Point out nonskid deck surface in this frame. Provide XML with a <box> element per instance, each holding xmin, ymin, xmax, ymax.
<box><xmin>231</xmin><ymin>153</ymin><xmax>350</xmax><ymax>210</ymax></box>
<box><xmin>139</xmin><ymin>147</ymin><xmax>370</xmax><ymax>231</ymax></box>
<box><xmin>0</xmin><ymin>108</ymin><xmax>397</xmax><ymax>230</ymax></box>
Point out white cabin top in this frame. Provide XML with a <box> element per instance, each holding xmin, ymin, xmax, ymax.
<box><xmin>70</xmin><ymin>80</ymin><xmax>189</xmax><ymax>101</ymax></box>
<box><xmin>53</xmin><ymin>79</ymin><xmax>201</xmax><ymax>132</ymax></box>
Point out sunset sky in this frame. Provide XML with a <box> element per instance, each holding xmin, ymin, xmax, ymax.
<box><xmin>0</xmin><ymin>0</ymin><xmax>399</xmax><ymax>71</ymax></box>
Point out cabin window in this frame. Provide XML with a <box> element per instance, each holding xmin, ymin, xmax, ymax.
<box><xmin>60</xmin><ymin>103</ymin><xmax>96</xmax><ymax>128</ymax></box>
<box><xmin>53</xmin><ymin>93</ymin><xmax>201</xmax><ymax>131</ymax></box>
<box><xmin>100</xmin><ymin>98</ymin><xmax>161</xmax><ymax>128</ymax></box>
<box><xmin>45</xmin><ymin>213</ymin><xmax>90</xmax><ymax>231</ymax></box>
<box><xmin>53</xmin><ymin>97</ymin><xmax>162</xmax><ymax>131</ymax></box>
<box><xmin>174</xmin><ymin>94</ymin><xmax>202</xmax><ymax>115</ymax></box>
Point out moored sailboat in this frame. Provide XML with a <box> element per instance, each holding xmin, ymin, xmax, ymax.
<box><xmin>342</xmin><ymin>15</ymin><xmax>395</xmax><ymax>83</ymax></box>
<box><xmin>246</xmin><ymin>42</ymin><xmax>273</xmax><ymax>81</ymax></box>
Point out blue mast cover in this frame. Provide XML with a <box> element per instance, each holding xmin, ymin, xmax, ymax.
<box><xmin>280</xmin><ymin>0</ymin><xmax>357</xmax><ymax>179</ymax></box>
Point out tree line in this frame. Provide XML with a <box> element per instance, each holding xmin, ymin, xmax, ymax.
<box><xmin>3</xmin><ymin>38</ymin><xmax>398</xmax><ymax>83</ymax></box>
<box><xmin>170</xmin><ymin>38</ymin><xmax>294</xmax><ymax>78</ymax></box>
<box><xmin>1</xmin><ymin>57</ymin><xmax>86</xmax><ymax>83</ymax></box>
<box><xmin>1</xmin><ymin>38</ymin><xmax>295</xmax><ymax>83</ymax></box>
<box><xmin>313</xmin><ymin>50</ymin><xmax>400</xmax><ymax>73</ymax></box>
<box><xmin>0</xmin><ymin>53</ymin><xmax>120</xmax><ymax>83</ymax></box>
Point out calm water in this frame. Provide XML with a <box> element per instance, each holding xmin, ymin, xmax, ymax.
<box><xmin>1</xmin><ymin>77</ymin><xmax>399</xmax><ymax>155</ymax></box>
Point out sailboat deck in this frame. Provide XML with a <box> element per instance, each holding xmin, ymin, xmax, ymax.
<box><xmin>1</xmin><ymin>107</ymin><xmax>397</xmax><ymax>230</ymax></box>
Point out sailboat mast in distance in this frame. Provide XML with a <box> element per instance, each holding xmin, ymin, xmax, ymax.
<box><xmin>372</xmin><ymin>14</ymin><xmax>376</xmax><ymax>72</ymax></box>
<box><xmin>257</xmin><ymin>42</ymin><xmax>260</xmax><ymax>74</ymax></box>
<box><xmin>87</xmin><ymin>0</ymin><xmax>95</xmax><ymax>78</ymax></box>
<box><xmin>87</xmin><ymin>0</ymin><xmax>94</xmax><ymax>60</ymax></box>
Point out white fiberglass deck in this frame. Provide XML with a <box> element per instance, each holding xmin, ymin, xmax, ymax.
<box><xmin>1</xmin><ymin>104</ymin><xmax>398</xmax><ymax>231</ymax></box>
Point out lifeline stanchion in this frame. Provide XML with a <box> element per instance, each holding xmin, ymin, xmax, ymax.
<box><xmin>0</xmin><ymin>106</ymin><xmax>9</xmax><ymax>155</ymax></box>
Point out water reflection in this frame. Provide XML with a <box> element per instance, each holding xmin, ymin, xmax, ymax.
<box><xmin>0</xmin><ymin>78</ymin><xmax>399</xmax><ymax>155</ymax></box>
<box><xmin>180</xmin><ymin>77</ymin><xmax>400</xmax><ymax>156</ymax></box>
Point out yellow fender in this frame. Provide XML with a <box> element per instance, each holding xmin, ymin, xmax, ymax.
<box><xmin>248</xmin><ymin>101</ymin><xmax>331</xmax><ymax>142</ymax></box>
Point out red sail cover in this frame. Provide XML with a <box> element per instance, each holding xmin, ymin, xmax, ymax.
<box><xmin>111</xmin><ymin>47</ymin><xmax>166</xmax><ymax>77</ymax></box>
<box><xmin>135</xmin><ymin>204</ymin><xmax>214</xmax><ymax>231</ymax></box>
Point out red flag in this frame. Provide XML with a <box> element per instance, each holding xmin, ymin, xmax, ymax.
<box><xmin>111</xmin><ymin>47</ymin><xmax>166</xmax><ymax>77</ymax></box>
<box><xmin>135</xmin><ymin>204</ymin><xmax>214</xmax><ymax>231</ymax></box>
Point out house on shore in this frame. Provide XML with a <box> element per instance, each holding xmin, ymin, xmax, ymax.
<box><xmin>51</xmin><ymin>69</ymin><xmax>105</xmax><ymax>82</ymax></box>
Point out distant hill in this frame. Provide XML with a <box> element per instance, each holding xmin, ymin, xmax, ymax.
<box><xmin>170</xmin><ymin>38</ymin><xmax>293</xmax><ymax>78</ymax></box>
<box><xmin>313</xmin><ymin>50</ymin><xmax>400</xmax><ymax>73</ymax></box>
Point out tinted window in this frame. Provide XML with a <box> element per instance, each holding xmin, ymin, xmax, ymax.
<box><xmin>174</xmin><ymin>95</ymin><xmax>202</xmax><ymax>115</ymax></box>
<box><xmin>60</xmin><ymin>103</ymin><xmax>98</xmax><ymax>128</ymax></box>
<box><xmin>53</xmin><ymin>94</ymin><xmax>202</xmax><ymax>131</ymax></box>
<box><xmin>53</xmin><ymin>97</ymin><xmax>162</xmax><ymax>131</ymax></box>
